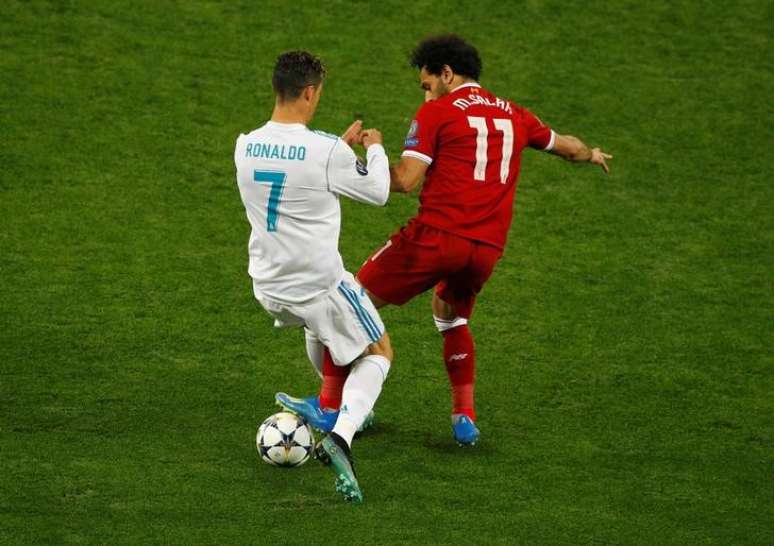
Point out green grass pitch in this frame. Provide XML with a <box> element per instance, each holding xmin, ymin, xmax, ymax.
<box><xmin>1</xmin><ymin>1</ymin><xmax>772</xmax><ymax>543</ymax></box>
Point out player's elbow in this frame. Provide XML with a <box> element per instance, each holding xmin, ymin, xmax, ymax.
<box><xmin>376</xmin><ymin>185</ymin><xmax>390</xmax><ymax>205</ymax></box>
<box><xmin>390</xmin><ymin>178</ymin><xmax>409</xmax><ymax>193</ymax></box>
<box><xmin>365</xmin><ymin>173</ymin><xmax>390</xmax><ymax>205</ymax></box>
<box><xmin>373</xmin><ymin>171</ymin><xmax>390</xmax><ymax>204</ymax></box>
<box><xmin>397</xmin><ymin>175</ymin><xmax>421</xmax><ymax>193</ymax></box>
<box><xmin>390</xmin><ymin>163</ymin><xmax>421</xmax><ymax>193</ymax></box>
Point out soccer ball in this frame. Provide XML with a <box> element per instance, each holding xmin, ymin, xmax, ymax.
<box><xmin>256</xmin><ymin>412</ymin><xmax>315</xmax><ymax>467</ymax></box>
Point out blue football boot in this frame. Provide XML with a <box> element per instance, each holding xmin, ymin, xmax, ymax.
<box><xmin>275</xmin><ymin>393</ymin><xmax>375</xmax><ymax>433</ymax></box>
<box><xmin>275</xmin><ymin>393</ymin><xmax>338</xmax><ymax>432</ymax></box>
<box><xmin>451</xmin><ymin>414</ymin><xmax>480</xmax><ymax>446</ymax></box>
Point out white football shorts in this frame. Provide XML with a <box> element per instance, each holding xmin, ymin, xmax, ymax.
<box><xmin>256</xmin><ymin>271</ymin><xmax>385</xmax><ymax>366</ymax></box>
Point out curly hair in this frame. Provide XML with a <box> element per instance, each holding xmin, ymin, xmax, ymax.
<box><xmin>272</xmin><ymin>50</ymin><xmax>327</xmax><ymax>101</ymax></box>
<box><xmin>410</xmin><ymin>34</ymin><xmax>482</xmax><ymax>81</ymax></box>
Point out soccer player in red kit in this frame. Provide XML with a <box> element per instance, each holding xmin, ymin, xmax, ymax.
<box><xmin>277</xmin><ymin>35</ymin><xmax>612</xmax><ymax>445</ymax></box>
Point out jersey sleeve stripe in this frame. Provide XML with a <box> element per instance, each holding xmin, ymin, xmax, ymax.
<box><xmin>402</xmin><ymin>150</ymin><xmax>433</xmax><ymax>165</ymax></box>
<box><xmin>324</xmin><ymin>138</ymin><xmax>340</xmax><ymax>191</ymax></box>
<box><xmin>543</xmin><ymin>130</ymin><xmax>556</xmax><ymax>152</ymax></box>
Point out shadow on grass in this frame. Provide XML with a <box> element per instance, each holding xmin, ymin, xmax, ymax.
<box><xmin>359</xmin><ymin>419</ymin><xmax>497</xmax><ymax>458</ymax></box>
<box><xmin>354</xmin><ymin>420</ymin><xmax>398</xmax><ymax>439</ymax></box>
<box><xmin>423</xmin><ymin>436</ymin><xmax>497</xmax><ymax>458</ymax></box>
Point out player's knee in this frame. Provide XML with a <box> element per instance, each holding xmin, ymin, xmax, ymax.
<box><xmin>433</xmin><ymin>315</ymin><xmax>468</xmax><ymax>334</ymax></box>
<box><xmin>365</xmin><ymin>332</ymin><xmax>393</xmax><ymax>361</ymax></box>
<box><xmin>431</xmin><ymin>293</ymin><xmax>455</xmax><ymax>320</ymax></box>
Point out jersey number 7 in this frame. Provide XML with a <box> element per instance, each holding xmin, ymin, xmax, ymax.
<box><xmin>467</xmin><ymin>117</ymin><xmax>513</xmax><ymax>184</ymax></box>
<box><xmin>253</xmin><ymin>170</ymin><xmax>287</xmax><ymax>232</ymax></box>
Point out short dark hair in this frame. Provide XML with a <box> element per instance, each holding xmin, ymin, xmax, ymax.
<box><xmin>410</xmin><ymin>34</ymin><xmax>482</xmax><ymax>81</ymax></box>
<box><xmin>272</xmin><ymin>50</ymin><xmax>327</xmax><ymax>101</ymax></box>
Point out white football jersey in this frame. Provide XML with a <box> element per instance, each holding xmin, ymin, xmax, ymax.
<box><xmin>235</xmin><ymin>121</ymin><xmax>389</xmax><ymax>305</ymax></box>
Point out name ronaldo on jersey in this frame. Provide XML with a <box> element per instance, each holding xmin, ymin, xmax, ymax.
<box><xmin>245</xmin><ymin>142</ymin><xmax>307</xmax><ymax>161</ymax></box>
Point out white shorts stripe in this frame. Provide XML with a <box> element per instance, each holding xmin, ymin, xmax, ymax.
<box><xmin>256</xmin><ymin>271</ymin><xmax>385</xmax><ymax>365</ymax></box>
<box><xmin>339</xmin><ymin>283</ymin><xmax>381</xmax><ymax>342</ymax></box>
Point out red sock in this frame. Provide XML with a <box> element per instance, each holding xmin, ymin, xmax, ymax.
<box><xmin>319</xmin><ymin>348</ymin><xmax>349</xmax><ymax>410</ymax></box>
<box><xmin>443</xmin><ymin>325</ymin><xmax>476</xmax><ymax>420</ymax></box>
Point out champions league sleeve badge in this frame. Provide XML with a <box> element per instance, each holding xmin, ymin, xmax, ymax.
<box><xmin>404</xmin><ymin>120</ymin><xmax>419</xmax><ymax>148</ymax></box>
<box><xmin>355</xmin><ymin>158</ymin><xmax>369</xmax><ymax>176</ymax></box>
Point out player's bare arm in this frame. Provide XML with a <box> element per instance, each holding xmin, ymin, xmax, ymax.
<box><xmin>550</xmin><ymin>134</ymin><xmax>613</xmax><ymax>173</ymax></box>
<box><xmin>389</xmin><ymin>156</ymin><xmax>428</xmax><ymax>193</ymax></box>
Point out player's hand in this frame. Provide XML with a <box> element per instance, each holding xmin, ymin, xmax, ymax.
<box><xmin>590</xmin><ymin>148</ymin><xmax>613</xmax><ymax>173</ymax></box>
<box><xmin>361</xmin><ymin>128</ymin><xmax>382</xmax><ymax>148</ymax></box>
<box><xmin>341</xmin><ymin>120</ymin><xmax>363</xmax><ymax>147</ymax></box>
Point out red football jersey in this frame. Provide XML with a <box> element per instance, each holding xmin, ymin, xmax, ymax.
<box><xmin>402</xmin><ymin>83</ymin><xmax>554</xmax><ymax>249</ymax></box>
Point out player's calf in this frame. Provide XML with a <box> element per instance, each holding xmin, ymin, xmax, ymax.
<box><xmin>433</xmin><ymin>297</ymin><xmax>479</xmax><ymax>445</ymax></box>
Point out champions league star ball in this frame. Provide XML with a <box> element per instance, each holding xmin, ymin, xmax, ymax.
<box><xmin>257</xmin><ymin>412</ymin><xmax>315</xmax><ymax>467</ymax></box>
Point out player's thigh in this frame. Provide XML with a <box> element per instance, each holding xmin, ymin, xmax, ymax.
<box><xmin>304</xmin><ymin>272</ymin><xmax>387</xmax><ymax>366</ymax></box>
<box><xmin>357</xmin><ymin>222</ymin><xmax>446</xmax><ymax>306</ymax></box>
<box><xmin>435</xmin><ymin>242</ymin><xmax>503</xmax><ymax>319</ymax></box>
<box><xmin>431</xmin><ymin>291</ymin><xmax>456</xmax><ymax>320</ymax></box>
<box><xmin>363</xmin><ymin>331</ymin><xmax>393</xmax><ymax>361</ymax></box>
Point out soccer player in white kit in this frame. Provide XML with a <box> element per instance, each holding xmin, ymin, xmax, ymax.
<box><xmin>234</xmin><ymin>51</ymin><xmax>392</xmax><ymax>503</ymax></box>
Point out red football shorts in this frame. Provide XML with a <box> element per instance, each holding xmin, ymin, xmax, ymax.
<box><xmin>357</xmin><ymin>220</ymin><xmax>502</xmax><ymax>318</ymax></box>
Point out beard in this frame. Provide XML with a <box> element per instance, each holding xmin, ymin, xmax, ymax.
<box><xmin>434</xmin><ymin>81</ymin><xmax>452</xmax><ymax>99</ymax></box>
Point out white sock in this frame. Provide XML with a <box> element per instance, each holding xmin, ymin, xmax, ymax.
<box><xmin>332</xmin><ymin>355</ymin><xmax>390</xmax><ymax>447</ymax></box>
<box><xmin>304</xmin><ymin>328</ymin><xmax>323</xmax><ymax>379</ymax></box>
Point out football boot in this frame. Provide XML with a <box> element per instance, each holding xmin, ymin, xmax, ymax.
<box><xmin>315</xmin><ymin>433</ymin><xmax>363</xmax><ymax>503</ymax></box>
<box><xmin>451</xmin><ymin>413</ymin><xmax>480</xmax><ymax>446</ymax></box>
<box><xmin>275</xmin><ymin>393</ymin><xmax>375</xmax><ymax>433</ymax></box>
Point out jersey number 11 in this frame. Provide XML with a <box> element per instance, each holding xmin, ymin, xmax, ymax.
<box><xmin>467</xmin><ymin>117</ymin><xmax>513</xmax><ymax>184</ymax></box>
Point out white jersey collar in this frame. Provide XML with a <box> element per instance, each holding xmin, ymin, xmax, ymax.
<box><xmin>452</xmin><ymin>82</ymin><xmax>481</xmax><ymax>93</ymax></box>
<box><xmin>266</xmin><ymin>121</ymin><xmax>307</xmax><ymax>130</ymax></box>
